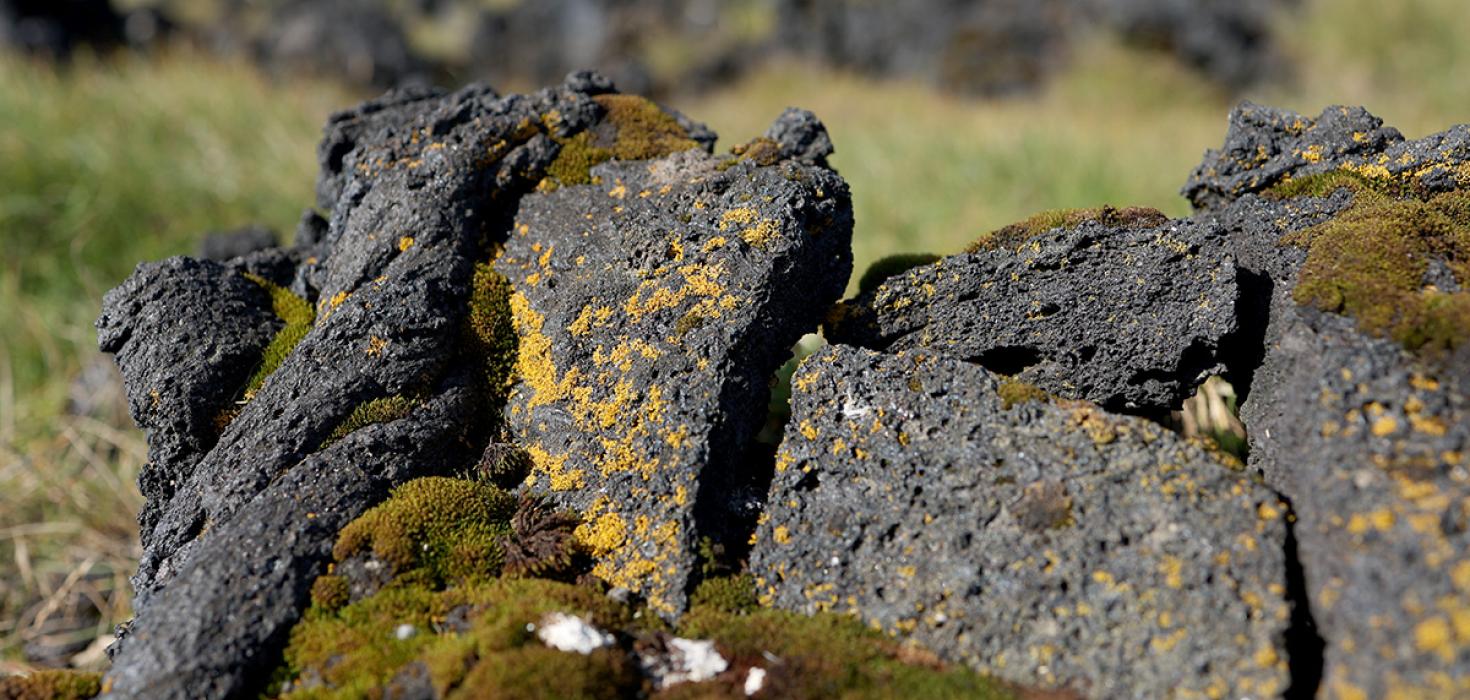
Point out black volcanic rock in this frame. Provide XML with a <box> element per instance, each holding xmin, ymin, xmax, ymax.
<box><xmin>1183</xmin><ymin>101</ymin><xmax>1470</xmax><ymax>212</ymax></box>
<box><xmin>1190</xmin><ymin>102</ymin><xmax>1470</xmax><ymax>698</ymax></box>
<box><xmin>751</xmin><ymin>344</ymin><xmax>1294</xmax><ymax>698</ymax></box>
<box><xmin>497</xmin><ymin>117</ymin><xmax>852</xmax><ymax>617</ymax></box>
<box><xmin>827</xmin><ymin>211</ymin><xmax>1241</xmax><ymax>412</ymax></box>
<box><xmin>96</xmin><ymin>257</ymin><xmax>280</xmax><ymax>537</ymax></box>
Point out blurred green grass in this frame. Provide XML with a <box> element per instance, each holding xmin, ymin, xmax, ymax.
<box><xmin>2</xmin><ymin>0</ymin><xmax>1468</xmax><ymax>669</ymax></box>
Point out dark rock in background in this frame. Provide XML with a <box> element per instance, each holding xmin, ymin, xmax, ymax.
<box><xmin>751</xmin><ymin>344</ymin><xmax>1293</xmax><ymax>697</ymax></box>
<box><xmin>827</xmin><ymin>213</ymin><xmax>1241</xmax><ymax>412</ymax></box>
<box><xmin>198</xmin><ymin>224</ymin><xmax>279</xmax><ymax>262</ymax></box>
<box><xmin>3</xmin><ymin>0</ymin><xmax>1293</xmax><ymax>96</ymax></box>
<box><xmin>497</xmin><ymin>113</ymin><xmax>852</xmax><ymax>616</ymax></box>
<box><xmin>773</xmin><ymin>0</ymin><xmax>1295</xmax><ymax>96</ymax></box>
<box><xmin>256</xmin><ymin>0</ymin><xmax>429</xmax><ymax>89</ymax></box>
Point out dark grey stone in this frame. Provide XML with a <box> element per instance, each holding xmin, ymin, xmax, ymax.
<box><xmin>751</xmin><ymin>344</ymin><xmax>1294</xmax><ymax>698</ymax></box>
<box><xmin>826</xmin><ymin>215</ymin><xmax>1241</xmax><ymax>412</ymax></box>
<box><xmin>96</xmin><ymin>256</ymin><xmax>280</xmax><ymax>538</ymax></box>
<box><xmin>497</xmin><ymin>123</ymin><xmax>852</xmax><ymax>617</ymax></box>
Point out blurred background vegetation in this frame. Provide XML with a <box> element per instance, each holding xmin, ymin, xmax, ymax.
<box><xmin>1</xmin><ymin>0</ymin><xmax>1467</xmax><ymax>674</ymax></box>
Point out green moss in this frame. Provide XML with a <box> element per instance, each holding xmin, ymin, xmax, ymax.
<box><xmin>688</xmin><ymin>574</ymin><xmax>759</xmax><ymax>615</ymax></box>
<box><xmin>280</xmin><ymin>578</ymin><xmax>640</xmax><ymax>699</ymax></box>
<box><xmin>320</xmin><ymin>394</ymin><xmax>420</xmax><ymax>448</ymax></box>
<box><xmin>1282</xmin><ymin>182</ymin><xmax>1470</xmax><ymax>357</ymax></box>
<box><xmin>242</xmin><ymin>272</ymin><xmax>315</xmax><ymax>398</ymax></box>
<box><xmin>543</xmin><ymin>131</ymin><xmax>614</xmax><ymax>188</ymax></box>
<box><xmin>454</xmin><ymin>646</ymin><xmax>641</xmax><ymax>700</ymax></box>
<box><xmin>966</xmin><ymin>205</ymin><xmax>1167</xmax><ymax>253</ymax></box>
<box><xmin>0</xmin><ymin>670</ymin><xmax>102</xmax><ymax>700</ymax></box>
<box><xmin>857</xmin><ymin>253</ymin><xmax>942</xmax><ymax>295</ymax></box>
<box><xmin>996</xmin><ymin>377</ymin><xmax>1052</xmax><ymax>409</ymax></box>
<box><xmin>541</xmin><ymin>94</ymin><xmax>699</xmax><ymax>189</ymax></box>
<box><xmin>334</xmin><ymin>477</ymin><xmax>517</xmax><ymax>585</ymax></box>
<box><xmin>675</xmin><ymin>606</ymin><xmax>1014</xmax><ymax>699</ymax></box>
<box><xmin>718</xmin><ymin>136</ymin><xmax>784</xmax><ymax>171</ymax></box>
<box><xmin>465</xmin><ymin>262</ymin><xmax>519</xmax><ymax>405</ymax></box>
<box><xmin>310</xmin><ymin>574</ymin><xmax>350</xmax><ymax>612</ymax></box>
<box><xmin>1267</xmin><ymin>168</ymin><xmax>1403</xmax><ymax>200</ymax></box>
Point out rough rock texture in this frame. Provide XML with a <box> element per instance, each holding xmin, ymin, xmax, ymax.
<box><xmin>98</xmin><ymin>75</ymin><xmax>693</xmax><ymax>698</ymax></box>
<box><xmin>1185</xmin><ymin>102</ymin><xmax>1470</xmax><ymax>698</ymax></box>
<box><xmin>827</xmin><ymin>214</ymin><xmax>1241</xmax><ymax>412</ymax></box>
<box><xmin>498</xmin><ymin>117</ymin><xmax>852</xmax><ymax>617</ymax></box>
<box><xmin>96</xmin><ymin>257</ymin><xmax>281</xmax><ymax>538</ymax></box>
<box><xmin>98</xmin><ymin>74</ymin><xmax>852</xmax><ymax>697</ymax></box>
<box><xmin>1183</xmin><ymin>101</ymin><xmax>1470</xmax><ymax>212</ymax></box>
<box><xmin>751</xmin><ymin>344</ymin><xmax>1294</xmax><ymax>698</ymax></box>
<box><xmin>1242</xmin><ymin>305</ymin><xmax>1470</xmax><ymax>698</ymax></box>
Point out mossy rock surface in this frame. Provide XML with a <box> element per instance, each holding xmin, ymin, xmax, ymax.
<box><xmin>0</xmin><ymin>670</ymin><xmax>102</xmax><ymax>700</ymax></box>
<box><xmin>279</xmin><ymin>567</ymin><xmax>1013</xmax><ymax>699</ymax></box>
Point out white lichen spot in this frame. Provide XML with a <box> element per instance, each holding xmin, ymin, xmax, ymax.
<box><xmin>744</xmin><ymin>667</ymin><xmax>767</xmax><ymax>696</ymax></box>
<box><xmin>536</xmin><ymin>612</ymin><xmax>615</xmax><ymax>654</ymax></box>
<box><xmin>641</xmin><ymin>637</ymin><xmax>730</xmax><ymax>688</ymax></box>
<box><xmin>394</xmin><ymin>624</ymin><xmax>416</xmax><ymax>641</ymax></box>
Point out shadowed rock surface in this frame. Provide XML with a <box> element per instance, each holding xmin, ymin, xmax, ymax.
<box><xmin>827</xmin><ymin>210</ymin><xmax>1240</xmax><ymax>412</ymax></box>
<box><xmin>498</xmin><ymin>112</ymin><xmax>852</xmax><ymax>616</ymax></box>
<box><xmin>751</xmin><ymin>344</ymin><xmax>1293</xmax><ymax>698</ymax></box>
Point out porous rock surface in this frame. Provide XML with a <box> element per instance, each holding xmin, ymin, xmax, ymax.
<box><xmin>497</xmin><ymin>117</ymin><xmax>852</xmax><ymax>616</ymax></box>
<box><xmin>96</xmin><ymin>73</ymin><xmax>849</xmax><ymax>698</ymax></box>
<box><xmin>1187</xmin><ymin>102</ymin><xmax>1470</xmax><ymax>698</ymax></box>
<box><xmin>1184</xmin><ymin>100</ymin><xmax>1470</xmax><ymax>212</ymax></box>
<box><xmin>826</xmin><ymin>214</ymin><xmax>1242</xmax><ymax>412</ymax></box>
<box><xmin>88</xmin><ymin>76</ymin><xmax>1470</xmax><ymax>700</ymax></box>
<box><xmin>751</xmin><ymin>344</ymin><xmax>1294</xmax><ymax>698</ymax></box>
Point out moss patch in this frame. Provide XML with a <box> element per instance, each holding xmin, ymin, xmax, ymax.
<box><xmin>277</xmin><ymin>482</ymin><xmax>1013</xmax><ymax>699</ymax></box>
<box><xmin>320</xmin><ymin>394</ymin><xmax>420</xmax><ymax>448</ymax></box>
<box><xmin>0</xmin><ymin>670</ymin><xmax>102</xmax><ymax>700</ymax></box>
<box><xmin>857</xmin><ymin>253</ymin><xmax>941</xmax><ymax>295</ymax></box>
<box><xmin>677</xmin><ymin>580</ymin><xmax>1014</xmax><ymax>700</ymax></box>
<box><xmin>966</xmin><ymin>205</ymin><xmax>1167</xmax><ymax>253</ymax></box>
<box><xmin>541</xmin><ymin>94</ymin><xmax>700</xmax><ymax>189</ymax></box>
<box><xmin>280</xmin><ymin>577</ymin><xmax>643</xmax><ymax>699</ymax></box>
<box><xmin>1278</xmin><ymin>174</ymin><xmax>1470</xmax><ymax>357</ymax></box>
<box><xmin>997</xmin><ymin>377</ymin><xmax>1052</xmax><ymax>409</ymax></box>
<box><xmin>242</xmin><ymin>272</ymin><xmax>315</xmax><ymax>398</ymax></box>
<box><xmin>463</xmin><ymin>262</ymin><xmax>519</xmax><ymax>409</ymax></box>
<box><xmin>333</xmin><ymin>477</ymin><xmax>518</xmax><ymax>587</ymax></box>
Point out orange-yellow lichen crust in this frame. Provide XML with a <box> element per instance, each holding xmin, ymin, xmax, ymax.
<box><xmin>333</xmin><ymin>477</ymin><xmax>517</xmax><ymax>587</ymax></box>
<box><xmin>498</xmin><ymin>158</ymin><xmax>821</xmax><ymax>616</ymax></box>
<box><xmin>1271</xmin><ymin>170</ymin><xmax>1470</xmax><ymax>358</ymax></box>
<box><xmin>0</xmin><ymin>670</ymin><xmax>102</xmax><ymax>700</ymax></box>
